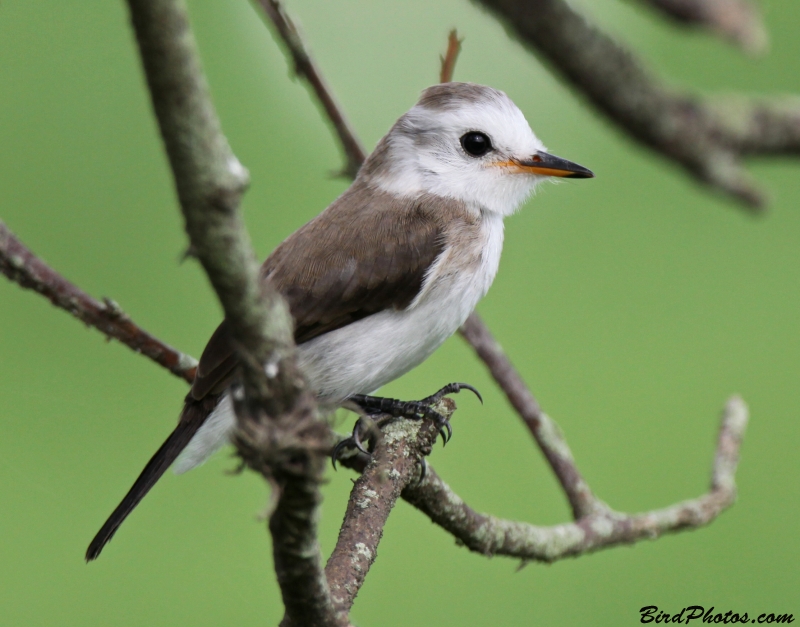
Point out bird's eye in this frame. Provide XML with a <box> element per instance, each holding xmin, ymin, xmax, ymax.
<box><xmin>460</xmin><ymin>132</ymin><xmax>492</xmax><ymax>157</ymax></box>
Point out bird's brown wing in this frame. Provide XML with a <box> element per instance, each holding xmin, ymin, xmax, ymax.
<box><xmin>188</xmin><ymin>320</ymin><xmax>239</xmax><ymax>400</ymax></box>
<box><xmin>189</xmin><ymin>185</ymin><xmax>453</xmax><ymax>402</ymax></box>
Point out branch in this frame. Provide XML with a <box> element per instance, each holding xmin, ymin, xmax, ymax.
<box><xmin>326</xmin><ymin>400</ymin><xmax>455</xmax><ymax>619</ymax></box>
<box><xmin>639</xmin><ymin>0</ymin><xmax>767</xmax><ymax>54</ymax></box>
<box><xmin>713</xmin><ymin>95</ymin><xmax>800</xmax><ymax>156</ymax></box>
<box><xmin>402</xmin><ymin>397</ymin><xmax>748</xmax><ymax>563</ymax></box>
<box><xmin>127</xmin><ymin>0</ymin><xmax>278</xmax><ymax>370</ymax></box>
<box><xmin>252</xmin><ymin>0</ymin><xmax>366</xmax><ymax>178</ymax></box>
<box><xmin>439</xmin><ymin>29</ymin><xmax>463</xmax><ymax>83</ymax></box>
<box><xmin>459</xmin><ymin>314</ymin><xmax>601</xmax><ymax>519</ymax></box>
<box><xmin>124</xmin><ymin>1</ymin><xmax>338</xmax><ymax>625</ymax></box>
<box><xmin>473</xmin><ymin>0</ymin><xmax>800</xmax><ymax>210</ymax></box>
<box><xmin>0</xmin><ymin>221</ymin><xmax>197</xmax><ymax>383</ymax></box>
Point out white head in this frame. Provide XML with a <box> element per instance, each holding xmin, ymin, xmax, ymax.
<box><xmin>361</xmin><ymin>83</ymin><xmax>592</xmax><ymax>216</ymax></box>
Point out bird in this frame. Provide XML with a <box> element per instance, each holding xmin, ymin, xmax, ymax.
<box><xmin>85</xmin><ymin>82</ymin><xmax>593</xmax><ymax>561</ymax></box>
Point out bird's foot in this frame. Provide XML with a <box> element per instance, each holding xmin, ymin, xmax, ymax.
<box><xmin>350</xmin><ymin>382</ymin><xmax>482</xmax><ymax>446</ymax></box>
<box><xmin>332</xmin><ymin>382</ymin><xmax>482</xmax><ymax>468</ymax></box>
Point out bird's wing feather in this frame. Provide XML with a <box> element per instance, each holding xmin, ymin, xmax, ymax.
<box><xmin>189</xmin><ymin>321</ymin><xmax>238</xmax><ymax>400</ymax></box>
<box><xmin>190</xmin><ymin>184</ymin><xmax>450</xmax><ymax>402</ymax></box>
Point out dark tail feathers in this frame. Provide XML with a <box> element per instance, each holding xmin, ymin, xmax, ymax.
<box><xmin>85</xmin><ymin>399</ymin><xmax>214</xmax><ymax>561</ymax></box>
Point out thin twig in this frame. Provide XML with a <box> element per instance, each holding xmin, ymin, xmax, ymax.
<box><xmin>459</xmin><ymin>314</ymin><xmax>602</xmax><ymax>519</ymax></box>
<box><xmin>474</xmin><ymin>0</ymin><xmax>800</xmax><ymax>210</ymax></box>
<box><xmin>402</xmin><ymin>397</ymin><xmax>748</xmax><ymax>563</ymax></box>
<box><xmin>0</xmin><ymin>221</ymin><xmax>197</xmax><ymax>383</ymax></box>
<box><xmin>439</xmin><ymin>29</ymin><xmax>463</xmax><ymax>83</ymax></box>
<box><xmin>124</xmin><ymin>1</ymin><xmax>338</xmax><ymax>625</ymax></box>
<box><xmin>639</xmin><ymin>0</ymin><xmax>767</xmax><ymax>54</ymax></box>
<box><xmin>252</xmin><ymin>0</ymin><xmax>366</xmax><ymax>178</ymax></box>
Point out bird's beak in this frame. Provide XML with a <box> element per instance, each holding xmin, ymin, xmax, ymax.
<box><xmin>497</xmin><ymin>151</ymin><xmax>594</xmax><ymax>179</ymax></box>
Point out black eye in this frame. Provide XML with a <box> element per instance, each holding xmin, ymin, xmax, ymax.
<box><xmin>460</xmin><ymin>132</ymin><xmax>492</xmax><ymax>157</ymax></box>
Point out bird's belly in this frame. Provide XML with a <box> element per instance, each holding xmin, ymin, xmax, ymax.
<box><xmin>298</xmin><ymin>268</ymin><xmax>487</xmax><ymax>403</ymax></box>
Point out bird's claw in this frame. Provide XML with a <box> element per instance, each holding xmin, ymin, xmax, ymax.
<box><xmin>331</xmin><ymin>416</ymin><xmax>376</xmax><ymax>469</ymax></box>
<box><xmin>438</xmin><ymin>416</ymin><xmax>453</xmax><ymax>446</ymax></box>
<box><xmin>420</xmin><ymin>382</ymin><xmax>483</xmax><ymax>405</ymax></box>
<box><xmin>332</xmin><ymin>382</ymin><xmax>480</xmax><ymax>467</ymax></box>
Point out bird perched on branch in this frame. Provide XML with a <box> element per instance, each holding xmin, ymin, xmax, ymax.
<box><xmin>86</xmin><ymin>82</ymin><xmax>593</xmax><ymax>560</ymax></box>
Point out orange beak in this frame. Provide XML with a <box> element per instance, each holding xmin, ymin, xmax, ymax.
<box><xmin>495</xmin><ymin>151</ymin><xmax>594</xmax><ymax>178</ymax></box>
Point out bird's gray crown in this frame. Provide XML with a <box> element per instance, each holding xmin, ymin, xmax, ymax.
<box><xmin>416</xmin><ymin>82</ymin><xmax>510</xmax><ymax>113</ymax></box>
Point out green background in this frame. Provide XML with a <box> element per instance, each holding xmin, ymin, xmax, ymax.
<box><xmin>1</xmin><ymin>1</ymin><xmax>797</xmax><ymax>625</ymax></box>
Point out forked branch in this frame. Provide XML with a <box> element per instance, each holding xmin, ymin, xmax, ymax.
<box><xmin>403</xmin><ymin>396</ymin><xmax>747</xmax><ymax>562</ymax></box>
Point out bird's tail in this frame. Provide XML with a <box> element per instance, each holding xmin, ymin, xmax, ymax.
<box><xmin>85</xmin><ymin>397</ymin><xmax>216</xmax><ymax>561</ymax></box>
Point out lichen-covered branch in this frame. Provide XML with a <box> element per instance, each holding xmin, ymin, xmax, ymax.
<box><xmin>326</xmin><ymin>400</ymin><xmax>455</xmax><ymax>620</ymax></box>
<box><xmin>402</xmin><ymin>397</ymin><xmax>748</xmax><ymax>563</ymax></box>
<box><xmin>643</xmin><ymin>0</ymin><xmax>767</xmax><ymax>53</ymax></box>
<box><xmin>639</xmin><ymin>0</ymin><xmax>767</xmax><ymax>53</ymax></box>
<box><xmin>474</xmin><ymin>0</ymin><xmax>800</xmax><ymax>210</ymax></box>
<box><xmin>124</xmin><ymin>1</ymin><xmax>338</xmax><ymax>625</ymax></box>
<box><xmin>252</xmin><ymin>0</ymin><xmax>366</xmax><ymax>178</ymax></box>
<box><xmin>0</xmin><ymin>221</ymin><xmax>197</xmax><ymax>383</ymax></box>
<box><xmin>459</xmin><ymin>314</ymin><xmax>602</xmax><ymax>519</ymax></box>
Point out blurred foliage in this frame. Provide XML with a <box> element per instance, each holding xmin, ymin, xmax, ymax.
<box><xmin>0</xmin><ymin>1</ymin><xmax>797</xmax><ymax>625</ymax></box>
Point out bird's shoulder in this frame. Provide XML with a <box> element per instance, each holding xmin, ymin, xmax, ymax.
<box><xmin>263</xmin><ymin>181</ymin><xmax>477</xmax><ymax>341</ymax></box>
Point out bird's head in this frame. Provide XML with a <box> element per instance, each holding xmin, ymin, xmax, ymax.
<box><xmin>362</xmin><ymin>82</ymin><xmax>593</xmax><ymax>216</ymax></box>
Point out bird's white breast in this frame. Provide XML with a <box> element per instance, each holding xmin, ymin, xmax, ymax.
<box><xmin>299</xmin><ymin>209</ymin><xmax>504</xmax><ymax>402</ymax></box>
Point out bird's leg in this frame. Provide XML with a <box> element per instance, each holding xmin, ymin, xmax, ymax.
<box><xmin>351</xmin><ymin>382</ymin><xmax>483</xmax><ymax>445</ymax></box>
<box><xmin>332</xmin><ymin>383</ymin><xmax>482</xmax><ymax>467</ymax></box>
